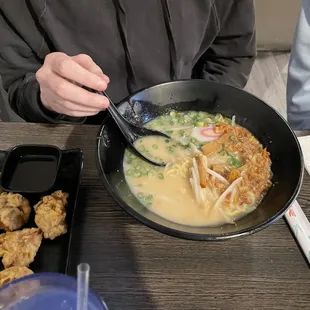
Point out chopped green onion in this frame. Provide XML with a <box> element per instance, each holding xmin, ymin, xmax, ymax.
<box><xmin>141</xmin><ymin>168</ymin><xmax>148</xmax><ymax>175</ymax></box>
<box><xmin>204</xmin><ymin>117</ymin><xmax>212</xmax><ymax>124</ymax></box>
<box><xmin>182</xmin><ymin>144</ymin><xmax>191</xmax><ymax>149</ymax></box>
<box><xmin>152</xmin><ymin>144</ymin><xmax>158</xmax><ymax>149</ymax></box>
<box><xmin>234</xmin><ymin>159</ymin><xmax>243</xmax><ymax>168</ymax></box>
<box><xmin>179</xmin><ymin>130</ymin><xmax>185</xmax><ymax>137</ymax></box>
<box><xmin>158</xmin><ymin>173</ymin><xmax>164</xmax><ymax>179</ymax></box>
<box><xmin>146</xmin><ymin>195</ymin><xmax>153</xmax><ymax>201</ymax></box>
<box><xmin>230</xmin><ymin>135</ymin><xmax>237</xmax><ymax>142</ymax></box>
<box><xmin>143</xmin><ymin>194</ymin><xmax>153</xmax><ymax>207</ymax></box>
<box><xmin>137</xmin><ymin>192</ymin><xmax>144</xmax><ymax>198</ymax></box>
<box><xmin>195</xmin><ymin>121</ymin><xmax>204</xmax><ymax>127</ymax></box>
<box><xmin>190</xmin><ymin>137</ymin><xmax>198</xmax><ymax>144</ymax></box>
<box><xmin>126</xmin><ymin>169</ymin><xmax>135</xmax><ymax>176</ymax></box>
<box><xmin>227</xmin><ymin>156</ymin><xmax>243</xmax><ymax>168</ymax></box>
<box><xmin>214</xmin><ymin>113</ymin><xmax>224</xmax><ymax>123</ymax></box>
<box><xmin>218</xmin><ymin>144</ymin><xmax>227</xmax><ymax>156</ymax></box>
<box><xmin>133</xmin><ymin>171</ymin><xmax>142</xmax><ymax>178</ymax></box>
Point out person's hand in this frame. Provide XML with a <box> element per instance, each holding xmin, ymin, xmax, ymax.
<box><xmin>36</xmin><ymin>52</ymin><xmax>110</xmax><ymax>117</ymax></box>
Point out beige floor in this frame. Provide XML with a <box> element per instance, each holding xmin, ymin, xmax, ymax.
<box><xmin>245</xmin><ymin>52</ymin><xmax>290</xmax><ymax>119</ymax></box>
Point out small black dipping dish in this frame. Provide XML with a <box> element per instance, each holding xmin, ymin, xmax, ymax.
<box><xmin>0</xmin><ymin>145</ymin><xmax>61</xmax><ymax>193</ymax></box>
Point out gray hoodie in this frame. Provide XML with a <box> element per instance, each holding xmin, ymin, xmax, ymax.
<box><xmin>287</xmin><ymin>0</ymin><xmax>310</xmax><ymax>130</ymax></box>
<box><xmin>0</xmin><ymin>0</ymin><xmax>256</xmax><ymax>124</ymax></box>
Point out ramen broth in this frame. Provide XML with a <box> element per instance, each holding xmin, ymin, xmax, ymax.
<box><xmin>134</xmin><ymin>136</ymin><xmax>191</xmax><ymax>165</ymax></box>
<box><xmin>123</xmin><ymin>111</ymin><xmax>272</xmax><ymax>227</ymax></box>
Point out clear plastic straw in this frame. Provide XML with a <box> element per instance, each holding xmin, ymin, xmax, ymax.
<box><xmin>77</xmin><ymin>263</ymin><xmax>90</xmax><ymax>310</ymax></box>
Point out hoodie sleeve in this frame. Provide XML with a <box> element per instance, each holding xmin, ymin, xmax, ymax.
<box><xmin>199</xmin><ymin>0</ymin><xmax>256</xmax><ymax>89</ymax></box>
<box><xmin>287</xmin><ymin>0</ymin><xmax>310</xmax><ymax>131</ymax></box>
<box><xmin>0</xmin><ymin>6</ymin><xmax>85</xmax><ymax>123</ymax></box>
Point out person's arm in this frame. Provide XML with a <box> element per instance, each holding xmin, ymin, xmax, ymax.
<box><xmin>0</xmin><ymin>7</ymin><xmax>86</xmax><ymax>123</ymax></box>
<box><xmin>0</xmin><ymin>6</ymin><xmax>108</xmax><ymax>123</ymax></box>
<box><xmin>0</xmin><ymin>9</ymin><xmax>47</xmax><ymax>122</ymax></box>
<box><xmin>287</xmin><ymin>0</ymin><xmax>310</xmax><ymax>131</ymax></box>
<box><xmin>198</xmin><ymin>0</ymin><xmax>256</xmax><ymax>89</ymax></box>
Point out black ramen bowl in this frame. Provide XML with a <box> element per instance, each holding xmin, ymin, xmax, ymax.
<box><xmin>96</xmin><ymin>80</ymin><xmax>304</xmax><ymax>240</ymax></box>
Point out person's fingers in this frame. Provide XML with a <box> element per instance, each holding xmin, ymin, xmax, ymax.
<box><xmin>56</xmin><ymin>100</ymin><xmax>101</xmax><ymax>114</ymax></box>
<box><xmin>41</xmin><ymin>70</ymin><xmax>109</xmax><ymax>109</ymax></box>
<box><xmin>52</xmin><ymin>102</ymin><xmax>100</xmax><ymax>117</ymax></box>
<box><xmin>37</xmin><ymin>52</ymin><xmax>111</xmax><ymax>116</ymax></box>
<box><xmin>41</xmin><ymin>88</ymin><xmax>102</xmax><ymax>114</ymax></box>
<box><xmin>45</xmin><ymin>53</ymin><xmax>107</xmax><ymax>91</ymax></box>
<box><xmin>52</xmin><ymin>103</ymin><xmax>100</xmax><ymax>117</ymax></box>
<box><xmin>72</xmin><ymin>54</ymin><xmax>110</xmax><ymax>84</ymax></box>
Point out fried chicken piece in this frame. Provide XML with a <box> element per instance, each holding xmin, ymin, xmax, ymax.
<box><xmin>0</xmin><ymin>192</ymin><xmax>31</xmax><ymax>231</ymax></box>
<box><xmin>34</xmin><ymin>190</ymin><xmax>69</xmax><ymax>240</ymax></box>
<box><xmin>0</xmin><ymin>228</ymin><xmax>42</xmax><ymax>268</ymax></box>
<box><xmin>0</xmin><ymin>266</ymin><xmax>33</xmax><ymax>287</ymax></box>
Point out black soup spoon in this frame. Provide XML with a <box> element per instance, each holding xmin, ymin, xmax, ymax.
<box><xmin>96</xmin><ymin>90</ymin><xmax>170</xmax><ymax>167</ymax></box>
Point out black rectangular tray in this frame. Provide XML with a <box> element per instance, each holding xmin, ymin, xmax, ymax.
<box><xmin>0</xmin><ymin>148</ymin><xmax>83</xmax><ymax>274</ymax></box>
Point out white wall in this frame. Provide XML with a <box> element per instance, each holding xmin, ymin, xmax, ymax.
<box><xmin>255</xmin><ymin>0</ymin><xmax>302</xmax><ymax>51</ymax></box>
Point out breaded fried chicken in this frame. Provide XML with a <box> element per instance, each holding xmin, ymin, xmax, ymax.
<box><xmin>34</xmin><ymin>190</ymin><xmax>69</xmax><ymax>240</ymax></box>
<box><xmin>0</xmin><ymin>266</ymin><xmax>33</xmax><ymax>287</ymax></box>
<box><xmin>0</xmin><ymin>192</ymin><xmax>31</xmax><ymax>231</ymax></box>
<box><xmin>0</xmin><ymin>228</ymin><xmax>42</xmax><ymax>268</ymax></box>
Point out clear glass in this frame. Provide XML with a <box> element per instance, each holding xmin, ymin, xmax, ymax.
<box><xmin>0</xmin><ymin>273</ymin><xmax>109</xmax><ymax>310</ymax></box>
